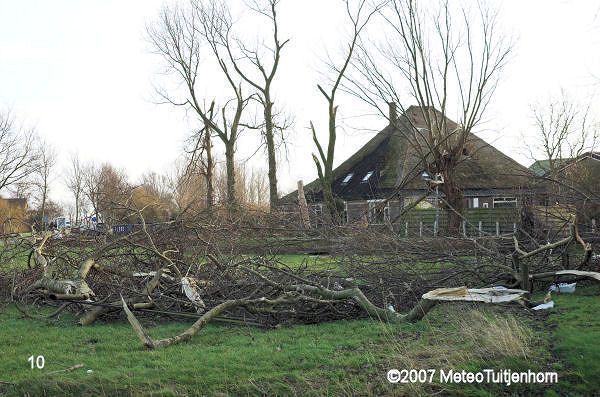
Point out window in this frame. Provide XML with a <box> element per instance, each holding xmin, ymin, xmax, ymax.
<box><xmin>591</xmin><ymin>153</ymin><xmax>600</xmax><ymax>161</ymax></box>
<box><xmin>482</xmin><ymin>202</ymin><xmax>489</xmax><ymax>208</ymax></box>
<box><xmin>310</xmin><ymin>204</ymin><xmax>324</xmax><ymax>227</ymax></box>
<box><xmin>368</xmin><ymin>200</ymin><xmax>389</xmax><ymax>224</ymax></box>
<box><xmin>361</xmin><ymin>171</ymin><xmax>374</xmax><ymax>183</ymax></box>
<box><xmin>472</xmin><ymin>197</ymin><xmax>479</xmax><ymax>208</ymax></box>
<box><xmin>493</xmin><ymin>197</ymin><xmax>517</xmax><ymax>208</ymax></box>
<box><xmin>341</xmin><ymin>173</ymin><xmax>353</xmax><ymax>185</ymax></box>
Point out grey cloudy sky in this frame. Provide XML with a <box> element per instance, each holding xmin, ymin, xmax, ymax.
<box><xmin>1</xmin><ymin>0</ymin><xmax>599</xmax><ymax>204</ymax></box>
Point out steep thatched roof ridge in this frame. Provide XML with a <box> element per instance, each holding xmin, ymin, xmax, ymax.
<box><xmin>282</xmin><ymin>106</ymin><xmax>532</xmax><ymax>202</ymax></box>
<box><xmin>289</xmin><ymin>123</ymin><xmax>395</xmax><ymax>198</ymax></box>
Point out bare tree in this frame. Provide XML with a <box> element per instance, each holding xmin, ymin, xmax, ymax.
<box><xmin>344</xmin><ymin>0</ymin><xmax>512</xmax><ymax>233</ymax></box>
<box><xmin>65</xmin><ymin>154</ymin><xmax>85</xmax><ymax>225</ymax></box>
<box><xmin>0</xmin><ymin>111</ymin><xmax>38</xmax><ymax>193</ymax></box>
<box><xmin>207</xmin><ymin>0</ymin><xmax>289</xmax><ymax>209</ymax></box>
<box><xmin>310</xmin><ymin>0</ymin><xmax>380</xmax><ymax>223</ymax></box>
<box><xmin>33</xmin><ymin>140</ymin><xmax>57</xmax><ymax>231</ymax></box>
<box><xmin>529</xmin><ymin>91</ymin><xmax>598</xmax><ymax>179</ymax></box>
<box><xmin>169</xmin><ymin>157</ymin><xmax>210</xmax><ymax>215</ymax></box>
<box><xmin>97</xmin><ymin>164</ymin><xmax>130</xmax><ymax>228</ymax></box>
<box><xmin>246</xmin><ymin>167</ymin><xmax>268</xmax><ymax>206</ymax></box>
<box><xmin>185</xmin><ymin>111</ymin><xmax>216</xmax><ymax>209</ymax></box>
<box><xmin>83</xmin><ymin>163</ymin><xmax>100</xmax><ymax>223</ymax></box>
<box><xmin>148</xmin><ymin>2</ymin><xmax>251</xmax><ymax>208</ymax></box>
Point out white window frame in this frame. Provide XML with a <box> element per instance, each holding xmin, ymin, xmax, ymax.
<box><xmin>361</xmin><ymin>171</ymin><xmax>374</xmax><ymax>183</ymax></box>
<box><xmin>367</xmin><ymin>199</ymin><xmax>389</xmax><ymax>224</ymax></box>
<box><xmin>341</xmin><ymin>173</ymin><xmax>353</xmax><ymax>185</ymax></box>
<box><xmin>493</xmin><ymin>197</ymin><xmax>517</xmax><ymax>208</ymax></box>
<box><xmin>472</xmin><ymin>197</ymin><xmax>479</xmax><ymax>208</ymax></box>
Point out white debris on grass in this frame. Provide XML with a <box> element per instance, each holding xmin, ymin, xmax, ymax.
<box><xmin>422</xmin><ymin>287</ymin><xmax>528</xmax><ymax>304</ymax></box>
<box><xmin>181</xmin><ymin>277</ymin><xmax>206</xmax><ymax>313</ymax></box>
<box><xmin>549</xmin><ymin>282</ymin><xmax>576</xmax><ymax>293</ymax></box>
<box><xmin>532</xmin><ymin>301</ymin><xmax>555</xmax><ymax>311</ymax></box>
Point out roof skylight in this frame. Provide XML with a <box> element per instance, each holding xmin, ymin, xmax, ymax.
<box><xmin>341</xmin><ymin>173</ymin><xmax>353</xmax><ymax>185</ymax></box>
<box><xmin>361</xmin><ymin>171</ymin><xmax>374</xmax><ymax>183</ymax></box>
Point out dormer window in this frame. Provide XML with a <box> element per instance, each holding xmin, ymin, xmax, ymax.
<box><xmin>361</xmin><ymin>171</ymin><xmax>374</xmax><ymax>183</ymax></box>
<box><xmin>341</xmin><ymin>173</ymin><xmax>353</xmax><ymax>185</ymax></box>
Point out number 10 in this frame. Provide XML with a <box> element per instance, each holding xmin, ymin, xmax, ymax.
<box><xmin>28</xmin><ymin>355</ymin><xmax>45</xmax><ymax>369</ymax></box>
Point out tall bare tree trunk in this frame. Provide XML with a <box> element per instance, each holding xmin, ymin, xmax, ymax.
<box><xmin>311</xmin><ymin>0</ymin><xmax>377</xmax><ymax>225</ymax></box>
<box><xmin>264</xmin><ymin>96</ymin><xmax>278</xmax><ymax>208</ymax></box>
<box><xmin>204</xmin><ymin>131</ymin><xmax>214</xmax><ymax>209</ymax></box>
<box><xmin>40</xmin><ymin>190</ymin><xmax>47</xmax><ymax>231</ymax></box>
<box><xmin>74</xmin><ymin>197</ymin><xmax>79</xmax><ymax>226</ymax></box>
<box><xmin>225</xmin><ymin>140</ymin><xmax>236</xmax><ymax>208</ymax></box>
<box><xmin>441</xmin><ymin>170</ymin><xmax>463</xmax><ymax>235</ymax></box>
<box><xmin>297</xmin><ymin>180</ymin><xmax>311</xmax><ymax>229</ymax></box>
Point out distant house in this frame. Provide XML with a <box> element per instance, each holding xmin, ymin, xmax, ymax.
<box><xmin>283</xmin><ymin>105</ymin><xmax>531</xmax><ymax>229</ymax></box>
<box><xmin>0</xmin><ymin>197</ymin><xmax>29</xmax><ymax>234</ymax></box>
<box><xmin>528</xmin><ymin>152</ymin><xmax>600</xmax><ymax>228</ymax></box>
<box><xmin>529</xmin><ymin>152</ymin><xmax>600</xmax><ymax>179</ymax></box>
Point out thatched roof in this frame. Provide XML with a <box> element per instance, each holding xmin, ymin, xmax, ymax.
<box><xmin>283</xmin><ymin>106</ymin><xmax>531</xmax><ymax>202</ymax></box>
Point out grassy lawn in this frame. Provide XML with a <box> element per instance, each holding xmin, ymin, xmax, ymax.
<box><xmin>275</xmin><ymin>254</ymin><xmax>459</xmax><ymax>273</ymax></box>
<box><xmin>0</xmin><ymin>245</ymin><xmax>30</xmax><ymax>270</ymax></box>
<box><xmin>545</xmin><ymin>284</ymin><xmax>600</xmax><ymax>396</ymax></box>
<box><xmin>3</xmin><ymin>293</ymin><xmax>596</xmax><ymax>396</ymax></box>
<box><xmin>0</xmin><ymin>245</ymin><xmax>597</xmax><ymax>397</ymax></box>
<box><xmin>274</xmin><ymin>254</ymin><xmax>340</xmax><ymax>270</ymax></box>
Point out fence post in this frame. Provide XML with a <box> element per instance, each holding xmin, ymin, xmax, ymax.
<box><xmin>462</xmin><ymin>221</ymin><xmax>467</xmax><ymax>237</ymax></box>
<box><xmin>434</xmin><ymin>220</ymin><xmax>438</xmax><ymax>237</ymax></box>
<box><xmin>419</xmin><ymin>221</ymin><xmax>423</xmax><ymax>237</ymax></box>
<box><xmin>496</xmin><ymin>221</ymin><xmax>500</xmax><ymax>236</ymax></box>
<box><xmin>404</xmin><ymin>221</ymin><xmax>408</xmax><ymax>237</ymax></box>
<box><xmin>478</xmin><ymin>221</ymin><xmax>482</xmax><ymax>236</ymax></box>
<box><xmin>513</xmin><ymin>223</ymin><xmax>517</xmax><ymax>233</ymax></box>
<box><xmin>593</xmin><ymin>219</ymin><xmax>597</xmax><ymax>233</ymax></box>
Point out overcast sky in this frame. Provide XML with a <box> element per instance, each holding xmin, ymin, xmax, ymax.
<box><xmin>1</xmin><ymin>0</ymin><xmax>599</xmax><ymax>204</ymax></box>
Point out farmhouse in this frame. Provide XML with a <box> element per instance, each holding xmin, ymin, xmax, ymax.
<box><xmin>529</xmin><ymin>151</ymin><xmax>600</xmax><ymax>184</ymax></box>
<box><xmin>0</xmin><ymin>197</ymin><xmax>29</xmax><ymax>234</ymax></box>
<box><xmin>529</xmin><ymin>152</ymin><xmax>600</xmax><ymax>229</ymax></box>
<box><xmin>284</xmin><ymin>106</ymin><xmax>531</xmax><ymax>230</ymax></box>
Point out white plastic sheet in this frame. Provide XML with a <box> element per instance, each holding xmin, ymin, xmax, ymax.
<box><xmin>549</xmin><ymin>283</ymin><xmax>576</xmax><ymax>293</ymax></box>
<box><xmin>532</xmin><ymin>301</ymin><xmax>554</xmax><ymax>311</ymax></box>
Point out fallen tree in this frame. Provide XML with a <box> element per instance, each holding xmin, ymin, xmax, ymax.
<box><xmin>5</xmin><ymin>205</ymin><xmax>598</xmax><ymax>350</ymax></box>
<box><xmin>122</xmin><ymin>285</ymin><xmax>533</xmax><ymax>349</ymax></box>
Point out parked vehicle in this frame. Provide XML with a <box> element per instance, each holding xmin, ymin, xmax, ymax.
<box><xmin>53</xmin><ymin>216</ymin><xmax>71</xmax><ymax>230</ymax></box>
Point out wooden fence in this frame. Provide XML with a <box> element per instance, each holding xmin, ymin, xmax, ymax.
<box><xmin>393</xmin><ymin>208</ymin><xmax>520</xmax><ymax>237</ymax></box>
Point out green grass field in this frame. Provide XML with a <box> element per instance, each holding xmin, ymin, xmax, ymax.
<box><xmin>1</xmin><ymin>246</ymin><xmax>598</xmax><ymax>396</ymax></box>
<box><xmin>1</xmin><ymin>285</ymin><xmax>598</xmax><ymax>396</ymax></box>
<box><xmin>544</xmin><ymin>284</ymin><xmax>600</xmax><ymax>395</ymax></box>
